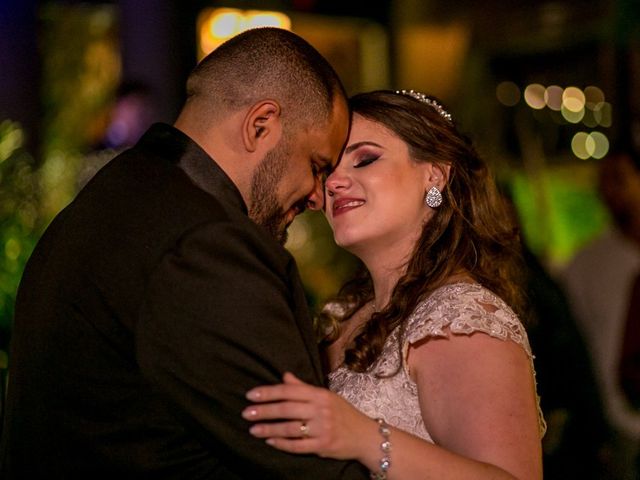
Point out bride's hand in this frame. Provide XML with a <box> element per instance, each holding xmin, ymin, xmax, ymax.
<box><xmin>242</xmin><ymin>372</ymin><xmax>374</xmax><ymax>460</ymax></box>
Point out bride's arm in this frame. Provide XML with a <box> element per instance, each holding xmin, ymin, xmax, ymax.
<box><xmin>243</xmin><ymin>333</ymin><xmax>542</xmax><ymax>480</ymax></box>
<box><xmin>408</xmin><ymin>332</ymin><xmax>543</xmax><ymax>479</ymax></box>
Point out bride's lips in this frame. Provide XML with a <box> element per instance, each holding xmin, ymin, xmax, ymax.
<box><xmin>332</xmin><ymin>197</ymin><xmax>365</xmax><ymax>217</ymax></box>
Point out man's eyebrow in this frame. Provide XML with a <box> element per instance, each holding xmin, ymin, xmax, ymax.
<box><xmin>344</xmin><ymin>141</ymin><xmax>383</xmax><ymax>154</ymax></box>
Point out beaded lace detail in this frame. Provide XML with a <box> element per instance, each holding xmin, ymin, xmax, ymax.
<box><xmin>328</xmin><ymin>282</ymin><xmax>546</xmax><ymax>442</ymax></box>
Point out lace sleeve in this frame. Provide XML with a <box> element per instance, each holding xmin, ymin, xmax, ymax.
<box><xmin>401</xmin><ymin>282</ymin><xmax>547</xmax><ymax>436</ymax></box>
<box><xmin>403</xmin><ymin>283</ymin><xmax>531</xmax><ymax>357</ymax></box>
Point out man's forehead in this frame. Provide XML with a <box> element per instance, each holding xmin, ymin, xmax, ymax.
<box><xmin>318</xmin><ymin>129</ymin><xmax>347</xmax><ymax>166</ymax></box>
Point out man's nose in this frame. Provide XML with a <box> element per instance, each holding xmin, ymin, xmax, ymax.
<box><xmin>324</xmin><ymin>168</ymin><xmax>351</xmax><ymax>197</ymax></box>
<box><xmin>306</xmin><ymin>177</ymin><xmax>325</xmax><ymax>211</ymax></box>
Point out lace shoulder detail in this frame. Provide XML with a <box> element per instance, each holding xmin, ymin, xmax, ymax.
<box><xmin>402</xmin><ymin>282</ymin><xmax>546</xmax><ymax>436</ymax></box>
<box><xmin>404</xmin><ymin>282</ymin><xmax>531</xmax><ymax>356</ymax></box>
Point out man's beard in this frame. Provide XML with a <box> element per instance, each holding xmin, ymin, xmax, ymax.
<box><xmin>248</xmin><ymin>141</ymin><xmax>294</xmax><ymax>245</ymax></box>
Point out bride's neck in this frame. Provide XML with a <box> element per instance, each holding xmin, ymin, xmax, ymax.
<box><xmin>367</xmin><ymin>262</ymin><xmax>405</xmax><ymax>312</ymax></box>
<box><xmin>357</xmin><ymin>246</ymin><xmax>410</xmax><ymax>311</ymax></box>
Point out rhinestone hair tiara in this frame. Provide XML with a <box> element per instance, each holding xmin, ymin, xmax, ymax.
<box><xmin>395</xmin><ymin>89</ymin><xmax>453</xmax><ymax>123</ymax></box>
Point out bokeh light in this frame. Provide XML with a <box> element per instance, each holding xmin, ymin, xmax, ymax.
<box><xmin>582</xmin><ymin>109</ymin><xmax>598</xmax><ymax>128</ymax></box>
<box><xmin>590</xmin><ymin>131</ymin><xmax>609</xmax><ymax>159</ymax></box>
<box><xmin>209</xmin><ymin>11</ymin><xmax>242</xmax><ymax>38</ymax></box>
<box><xmin>571</xmin><ymin>132</ymin><xmax>591</xmax><ymax>159</ymax></box>
<box><xmin>562</xmin><ymin>86</ymin><xmax>586</xmax><ymax>113</ymax></box>
<box><xmin>520</xmin><ymin>84</ymin><xmax>609</xmax><ymax>130</ymax></box>
<box><xmin>198</xmin><ymin>8</ymin><xmax>291</xmax><ymax>59</ymax></box>
<box><xmin>496</xmin><ymin>81</ymin><xmax>521</xmax><ymax>106</ymax></box>
<box><xmin>561</xmin><ymin>104</ymin><xmax>585</xmax><ymax>123</ymax></box>
<box><xmin>593</xmin><ymin>102</ymin><xmax>612</xmax><ymax>127</ymax></box>
<box><xmin>524</xmin><ymin>83</ymin><xmax>546</xmax><ymax>109</ymax></box>
<box><xmin>571</xmin><ymin>131</ymin><xmax>609</xmax><ymax>159</ymax></box>
<box><xmin>584</xmin><ymin>85</ymin><xmax>605</xmax><ymax>106</ymax></box>
<box><xmin>544</xmin><ymin>85</ymin><xmax>563</xmax><ymax>111</ymax></box>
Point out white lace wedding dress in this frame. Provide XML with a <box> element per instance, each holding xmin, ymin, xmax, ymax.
<box><xmin>328</xmin><ymin>282</ymin><xmax>547</xmax><ymax>441</ymax></box>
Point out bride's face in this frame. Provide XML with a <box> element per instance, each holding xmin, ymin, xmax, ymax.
<box><xmin>324</xmin><ymin>114</ymin><xmax>436</xmax><ymax>258</ymax></box>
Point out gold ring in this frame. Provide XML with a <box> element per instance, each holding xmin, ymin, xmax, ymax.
<box><xmin>300</xmin><ymin>421</ymin><xmax>310</xmax><ymax>438</ymax></box>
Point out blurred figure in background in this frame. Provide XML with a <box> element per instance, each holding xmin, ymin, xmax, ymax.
<box><xmin>562</xmin><ymin>149</ymin><xmax>640</xmax><ymax>479</ymax></box>
<box><xmin>78</xmin><ymin>80</ymin><xmax>155</xmax><ymax>188</ymax></box>
<box><xmin>98</xmin><ymin>80</ymin><xmax>155</xmax><ymax>151</ymax></box>
<box><xmin>501</xmin><ymin>186</ymin><xmax>609</xmax><ymax>479</ymax></box>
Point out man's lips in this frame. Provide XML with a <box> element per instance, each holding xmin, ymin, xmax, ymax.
<box><xmin>332</xmin><ymin>197</ymin><xmax>365</xmax><ymax>217</ymax></box>
<box><xmin>283</xmin><ymin>201</ymin><xmax>306</xmax><ymax>226</ymax></box>
<box><xmin>284</xmin><ymin>208</ymin><xmax>298</xmax><ymax>225</ymax></box>
<box><xmin>286</xmin><ymin>201</ymin><xmax>304</xmax><ymax>218</ymax></box>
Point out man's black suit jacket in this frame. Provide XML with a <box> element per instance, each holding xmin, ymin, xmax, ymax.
<box><xmin>0</xmin><ymin>124</ymin><xmax>367</xmax><ymax>479</ymax></box>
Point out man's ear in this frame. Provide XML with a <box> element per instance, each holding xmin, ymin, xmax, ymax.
<box><xmin>242</xmin><ymin>100</ymin><xmax>282</xmax><ymax>153</ymax></box>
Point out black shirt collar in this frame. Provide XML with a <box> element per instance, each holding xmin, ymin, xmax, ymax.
<box><xmin>137</xmin><ymin>123</ymin><xmax>248</xmax><ymax>215</ymax></box>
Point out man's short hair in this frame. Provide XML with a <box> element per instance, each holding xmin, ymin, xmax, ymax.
<box><xmin>185</xmin><ymin>27</ymin><xmax>346</xmax><ymax>129</ymax></box>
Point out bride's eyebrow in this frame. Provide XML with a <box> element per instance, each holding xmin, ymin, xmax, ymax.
<box><xmin>344</xmin><ymin>141</ymin><xmax>383</xmax><ymax>154</ymax></box>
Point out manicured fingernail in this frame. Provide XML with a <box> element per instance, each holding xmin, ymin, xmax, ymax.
<box><xmin>266</xmin><ymin>438</ymin><xmax>275</xmax><ymax>446</ymax></box>
<box><xmin>246</xmin><ymin>389</ymin><xmax>262</xmax><ymax>401</ymax></box>
<box><xmin>242</xmin><ymin>408</ymin><xmax>258</xmax><ymax>419</ymax></box>
<box><xmin>249</xmin><ymin>425</ymin><xmax>262</xmax><ymax>435</ymax></box>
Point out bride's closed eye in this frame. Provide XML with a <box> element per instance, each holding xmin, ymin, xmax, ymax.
<box><xmin>354</xmin><ymin>154</ymin><xmax>380</xmax><ymax>168</ymax></box>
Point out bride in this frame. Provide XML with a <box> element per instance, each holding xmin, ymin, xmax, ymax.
<box><xmin>242</xmin><ymin>90</ymin><xmax>545</xmax><ymax>479</ymax></box>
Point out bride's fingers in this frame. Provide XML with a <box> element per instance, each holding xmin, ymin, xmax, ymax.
<box><xmin>242</xmin><ymin>401</ymin><xmax>311</xmax><ymax>421</ymax></box>
<box><xmin>249</xmin><ymin>420</ymin><xmax>314</xmax><ymax>439</ymax></box>
<box><xmin>246</xmin><ymin>382</ymin><xmax>316</xmax><ymax>402</ymax></box>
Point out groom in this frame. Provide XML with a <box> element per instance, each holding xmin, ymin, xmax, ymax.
<box><xmin>1</xmin><ymin>28</ymin><xmax>367</xmax><ymax>479</ymax></box>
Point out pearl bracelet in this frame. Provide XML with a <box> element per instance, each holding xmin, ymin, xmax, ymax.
<box><xmin>370</xmin><ymin>417</ymin><xmax>391</xmax><ymax>480</ymax></box>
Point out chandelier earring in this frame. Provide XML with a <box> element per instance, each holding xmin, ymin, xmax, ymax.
<box><xmin>425</xmin><ymin>186</ymin><xmax>443</xmax><ymax>208</ymax></box>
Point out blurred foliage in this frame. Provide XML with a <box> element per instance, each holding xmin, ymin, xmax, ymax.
<box><xmin>0</xmin><ymin>121</ymin><xmax>43</xmax><ymax>347</ymax></box>
<box><xmin>39</xmin><ymin>3</ymin><xmax>121</xmax><ymax>218</ymax></box>
<box><xmin>287</xmin><ymin>211</ymin><xmax>360</xmax><ymax>312</ymax></box>
<box><xmin>0</xmin><ymin>4</ymin><xmax>120</xmax><ymax>346</ymax></box>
